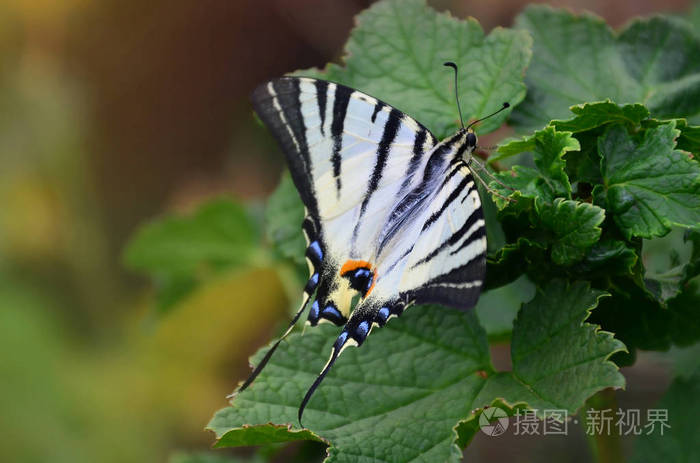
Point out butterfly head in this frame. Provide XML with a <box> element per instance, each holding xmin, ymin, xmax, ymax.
<box><xmin>466</xmin><ymin>131</ymin><xmax>477</xmax><ymax>150</ymax></box>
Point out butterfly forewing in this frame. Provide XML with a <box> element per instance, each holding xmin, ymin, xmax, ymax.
<box><xmin>252</xmin><ymin>77</ymin><xmax>438</xmax><ymax>321</ymax></box>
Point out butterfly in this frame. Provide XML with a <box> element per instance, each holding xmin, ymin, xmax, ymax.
<box><xmin>235</xmin><ymin>63</ymin><xmax>509</xmax><ymax>425</ymax></box>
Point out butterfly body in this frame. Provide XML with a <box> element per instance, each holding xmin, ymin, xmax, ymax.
<box><xmin>249</xmin><ymin>76</ymin><xmax>489</xmax><ymax>423</ymax></box>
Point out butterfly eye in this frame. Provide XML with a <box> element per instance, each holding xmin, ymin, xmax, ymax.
<box><xmin>466</xmin><ymin>132</ymin><xmax>477</xmax><ymax>148</ymax></box>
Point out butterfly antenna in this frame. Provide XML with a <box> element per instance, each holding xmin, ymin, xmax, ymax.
<box><xmin>227</xmin><ymin>296</ymin><xmax>311</xmax><ymax>399</ymax></box>
<box><xmin>466</xmin><ymin>102</ymin><xmax>510</xmax><ymax>131</ymax></box>
<box><xmin>444</xmin><ymin>62</ymin><xmax>465</xmax><ymax>129</ymax></box>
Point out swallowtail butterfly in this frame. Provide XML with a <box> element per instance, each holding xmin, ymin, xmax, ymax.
<box><xmin>237</xmin><ymin>63</ymin><xmax>509</xmax><ymax>424</ymax></box>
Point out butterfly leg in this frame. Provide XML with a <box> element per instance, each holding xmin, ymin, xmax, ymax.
<box><xmin>467</xmin><ymin>157</ymin><xmax>515</xmax><ymax>203</ymax></box>
<box><xmin>468</xmin><ymin>155</ymin><xmax>516</xmax><ymax>192</ymax></box>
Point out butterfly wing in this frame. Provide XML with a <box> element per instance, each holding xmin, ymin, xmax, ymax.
<box><xmin>252</xmin><ymin>77</ymin><xmax>438</xmax><ymax>324</ymax></box>
<box><xmin>298</xmin><ymin>134</ymin><xmax>488</xmax><ymax>423</ymax></box>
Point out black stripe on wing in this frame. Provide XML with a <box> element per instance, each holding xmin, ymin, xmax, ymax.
<box><xmin>411</xmin><ymin>198</ymin><xmax>486</xmax><ymax>269</ymax></box>
<box><xmin>314</xmin><ymin>80</ymin><xmax>328</xmax><ymax>136</ymax></box>
<box><xmin>398</xmin><ymin>127</ymin><xmax>428</xmax><ymax>195</ymax></box>
<box><xmin>351</xmin><ymin>108</ymin><xmax>403</xmax><ymax>249</ymax></box>
<box><xmin>422</xmin><ymin>175</ymin><xmax>475</xmax><ymax>231</ymax></box>
<box><xmin>331</xmin><ymin>85</ymin><xmax>353</xmax><ymax>196</ymax></box>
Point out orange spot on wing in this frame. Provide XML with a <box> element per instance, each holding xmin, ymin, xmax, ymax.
<box><xmin>340</xmin><ymin>259</ymin><xmax>373</xmax><ymax>275</ymax></box>
<box><xmin>339</xmin><ymin>260</ymin><xmax>377</xmax><ymax>298</ymax></box>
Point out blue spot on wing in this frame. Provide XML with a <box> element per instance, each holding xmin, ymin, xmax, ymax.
<box><xmin>376</xmin><ymin>307</ymin><xmax>390</xmax><ymax>325</ymax></box>
<box><xmin>307</xmin><ymin>241</ymin><xmax>323</xmax><ymax>261</ymax></box>
<box><xmin>308</xmin><ymin>300</ymin><xmax>320</xmax><ymax>324</ymax></box>
<box><xmin>356</xmin><ymin>320</ymin><xmax>370</xmax><ymax>340</ymax></box>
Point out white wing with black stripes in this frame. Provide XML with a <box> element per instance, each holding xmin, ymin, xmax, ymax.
<box><xmin>243</xmin><ymin>76</ymin><xmax>487</xmax><ymax>424</ymax></box>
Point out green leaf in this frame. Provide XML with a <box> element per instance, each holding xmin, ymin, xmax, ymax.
<box><xmin>536</xmin><ymin>198</ymin><xmax>605</xmax><ymax>266</ymax></box>
<box><xmin>209</xmin><ymin>281</ymin><xmax>625</xmax><ymax>461</ymax></box>
<box><xmin>297</xmin><ymin>0</ymin><xmax>532</xmax><ymax>137</ymax></box>
<box><xmin>590</xmin><ymin>278</ymin><xmax>700</xmax><ymax>357</ymax></box>
<box><xmin>594</xmin><ymin>122</ymin><xmax>700</xmax><ymax>239</ymax></box>
<box><xmin>486</xmin><ymin>237</ymin><xmax>546</xmax><ymax>289</ymax></box>
<box><xmin>209</xmin><ymin>307</ymin><xmax>492</xmax><ymax>463</ymax></box>
<box><xmin>265</xmin><ymin>172</ymin><xmax>306</xmax><ymax>267</ymax></box>
<box><xmin>493</xmin><ymin>280</ymin><xmax>625</xmax><ymax>414</ymax></box>
<box><xmin>491</xmin><ymin>127</ymin><xmax>579</xmax><ymax>207</ymax></box>
<box><xmin>573</xmin><ymin>238</ymin><xmax>638</xmax><ymax>277</ymax></box>
<box><xmin>512</xmin><ymin>7</ymin><xmax>700</xmax><ymax>130</ymax></box>
<box><xmin>123</xmin><ymin>199</ymin><xmax>258</xmax><ymax>310</ymax></box>
<box><xmin>674</xmin><ymin>118</ymin><xmax>700</xmax><ymax>154</ymax></box>
<box><xmin>643</xmin><ymin>117</ymin><xmax>700</xmax><ymax>154</ymax></box>
<box><xmin>475</xmin><ymin>275</ymin><xmax>535</xmax><ymax>340</ymax></box>
<box><xmin>551</xmin><ymin>101</ymin><xmax>650</xmax><ymax>133</ymax></box>
<box><xmin>631</xmin><ymin>363</ymin><xmax>700</xmax><ymax>463</ymax></box>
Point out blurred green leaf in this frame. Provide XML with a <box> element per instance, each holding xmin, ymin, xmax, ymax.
<box><xmin>643</xmin><ymin>229</ymin><xmax>700</xmax><ymax>306</ymax></box>
<box><xmin>631</xmin><ymin>362</ymin><xmax>700</xmax><ymax>463</ymax></box>
<box><xmin>209</xmin><ymin>281</ymin><xmax>624</xmax><ymax>461</ymax></box>
<box><xmin>594</xmin><ymin>122</ymin><xmax>700</xmax><ymax>239</ymax></box>
<box><xmin>124</xmin><ymin>199</ymin><xmax>259</xmax><ymax>311</ymax></box>
<box><xmin>265</xmin><ymin>172</ymin><xmax>306</xmax><ymax>267</ymax></box>
<box><xmin>297</xmin><ymin>0</ymin><xmax>531</xmax><ymax>137</ymax></box>
<box><xmin>169</xmin><ymin>451</ymin><xmax>266</xmax><ymax>463</ymax></box>
<box><xmin>512</xmin><ymin>7</ymin><xmax>700</xmax><ymax>130</ymax></box>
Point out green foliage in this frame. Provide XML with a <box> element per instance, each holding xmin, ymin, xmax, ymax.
<box><xmin>537</xmin><ymin>198</ymin><xmax>605</xmax><ymax>265</ymax></box>
<box><xmin>298</xmin><ymin>0</ymin><xmax>532</xmax><ymax>137</ymax></box>
<box><xmin>492</xmin><ymin>127</ymin><xmax>579</xmax><ymax>204</ymax></box>
<box><xmin>511</xmin><ymin>6</ymin><xmax>700</xmax><ymax>130</ymax></box>
<box><xmin>169</xmin><ymin>452</ymin><xmax>265</xmax><ymax>463</ymax></box>
<box><xmin>489</xmin><ymin>96</ymin><xmax>700</xmax><ymax>360</ymax></box>
<box><xmin>123</xmin><ymin>199</ymin><xmax>260</xmax><ymax>311</ymax></box>
<box><xmin>596</xmin><ymin>122</ymin><xmax>700</xmax><ymax>239</ymax></box>
<box><xmin>208</xmin><ymin>281</ymin><xmax>622</xmax><ymax>462</ymax></box>
<box><xmin>121</xmin><ymin>1</ymin><xmax>700</xmax><ymax>460</ymax></box>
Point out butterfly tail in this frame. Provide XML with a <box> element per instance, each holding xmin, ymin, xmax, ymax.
<box><xmin>298</xmin><ymin>300</ymin><xmax>406</xmax><ymax>425</ymax></box>
<box><xmin>298</xmin><ymin>329</ymin><xmax>355</xmax><ymax>427</ymax></box>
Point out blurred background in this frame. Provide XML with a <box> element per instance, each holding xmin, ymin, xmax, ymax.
<box><xmin>0</xmin><ymin>1</ymin><xmax>695</xmax><ymax>462</ymax></box>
